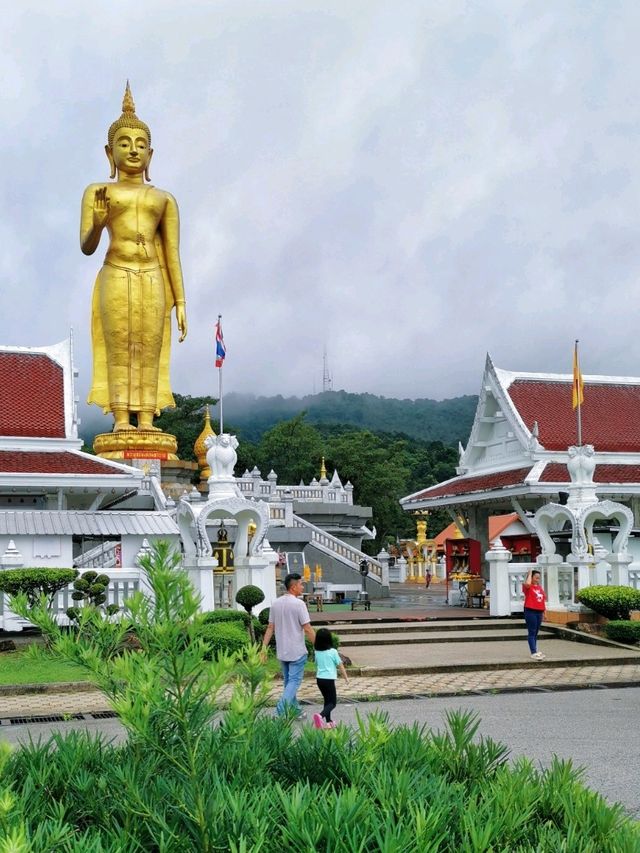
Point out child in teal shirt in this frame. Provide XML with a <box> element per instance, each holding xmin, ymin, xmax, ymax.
<box><xmin>312</xmin><ymin>627</ymin><xmax>349</xmax><ymax>729</ymax></box>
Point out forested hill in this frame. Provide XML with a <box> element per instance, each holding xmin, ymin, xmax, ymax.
<box><xmin>220</xmin><ymin>390</ymin><xmax>477</xmax><ymax>444</ymax></box>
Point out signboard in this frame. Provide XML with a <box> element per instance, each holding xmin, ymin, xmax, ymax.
<box><xmin>286</xmin><ymin>552</ymin><xmax>305</xmax><ymax>574</ymax></box>
<box><xmin>123</xmin><ymin>451</ymin><xmax>168</xmax><ymax>460</ymax></box>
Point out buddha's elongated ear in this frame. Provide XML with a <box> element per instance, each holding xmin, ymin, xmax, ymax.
<box><xmin>144</xmin><ymin>148</ymin><xmax>154</xmax><ymax>182</ymax></box>
<box><xmin>105</xmin><ymin>145</ymin><xmax>116</xmax><ymax>179</ymax></box>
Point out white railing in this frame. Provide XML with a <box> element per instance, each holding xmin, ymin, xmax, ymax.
<box><xmin>507</xmin><ymin>566</ymin><xmax>529</xmax><ymax>612</ymax></box>
<box><xmin>0</xmin><ymin>569</ymin><xmax>143</xmax><ymax>631</ymax></box>
<box><xmin>292</xmin><ymin>515</ymin><xmax>382</xmax><ymax>583</ymax></box>
<box><xmin>558</xmin><ymin>568</ymin><xmax>575</xmax><ymax>604</ymax></box>
<box><xmin>235</xmin><ymin>472</ymin><xmax>353</xmax><ymax>505</ymax></box>
<box><xmin>74</xmin><ymin>541</ymin><xmax>120</xmax><ymax>569</ymax></box>
<box><xmin>629</xmin><ymin>570</ymin><xmax>640</xmax><ymax>589</ymax></box>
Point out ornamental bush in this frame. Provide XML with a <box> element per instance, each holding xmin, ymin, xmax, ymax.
<box><xmin>235</xmin><ymin>584</ymin><xmax>265</xmax><ymax>614</ymax></box>
<box><xmin>603</xmin><ymin>620</ymin><xmax>640</xmax><ymax>645</ymax></box>
<box><xmin>576</xmin><ymin>585</ymin><xmax>640</xmax><ymax>620</ymax></box>
<box><xmin>236</xmin><ymin>585</ymin><xmax>265</xmax><ymax>642</ymax></box>
<box><xmin>3</xmin><ymin>542</ymin><xmax>639</xmax><ymax>851</ymax></box>
<box><xmin>198</xmin><ymin>622</ymin><xmax>250</xmax><ymax>660</ymax></box>
<box><xmin>201</xmin><ymin>609</ymin><xmax>250</xmax><ymax>626</ymax></box>
<box><xmin>0</xmin><ymin>568</ymin><xmax>78</xmax><ymax>608</ymax></box>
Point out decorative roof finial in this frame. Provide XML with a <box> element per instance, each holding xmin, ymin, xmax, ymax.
<box><xmin>319</xmin><ymin>456</ymin><xmax>327</xmax><ymax>481</ymax></box>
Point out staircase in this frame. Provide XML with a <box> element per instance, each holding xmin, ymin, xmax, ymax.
<box><xmin>74</xmin><ymin>541</ymin><xmax>120</xmax><ymax>569</ymax></box>
<box><xmin>327</xmin><ymin>617</ymin><xmax>640</xmax><ymax>674</ymax></box>
<box><xmin>292</xmin><ymin>514</ymin><xmax>383</xmax><ymax>585</ymax></box>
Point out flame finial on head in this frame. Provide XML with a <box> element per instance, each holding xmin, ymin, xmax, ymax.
<box><xmin>108</xmin><ymin>81</ymin><xmax>151</xmax><ymax>148</ymax></box>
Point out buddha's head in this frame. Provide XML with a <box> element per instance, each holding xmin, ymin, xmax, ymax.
<box><xmin>106</xmin><ymin>82</ymin><xmax>153</xmax><ymax>181</ymax></box>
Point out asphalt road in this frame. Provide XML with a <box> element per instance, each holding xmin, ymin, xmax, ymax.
<box><xmin>1</xmin><ymin>687</ymin><xmax>638</xmax><ymax>817</ymax></box>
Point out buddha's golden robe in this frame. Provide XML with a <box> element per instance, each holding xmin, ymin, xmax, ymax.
<box><xmin>88</xmin><ymin>236</ymin><xmax>176</xmax><ymax>415</ymax></box>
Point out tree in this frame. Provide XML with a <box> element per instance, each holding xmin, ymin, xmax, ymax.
<box><xmin>256</xmin><ymin>413</ymin><xmax>324</xmax><ymax>484</ymax></box>
<box><xmin>324</xmin><ymin>430</ymin><xmax>411</xmax><ymax>550</ymax></box>
<box><xmin>154</xmin><ymin>393</ymin><xmax>218</xmax><ymax>462</ymax></box>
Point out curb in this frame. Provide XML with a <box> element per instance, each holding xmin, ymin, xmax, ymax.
<box><xmin>2</xmin><ymin>679</ymin><xmax>640</xmax><ymax>727</ymax></box>
<box><xmin>0</xmin><ymin>681</ymin><xmax>96</xmax><ymax>697</ymax></box>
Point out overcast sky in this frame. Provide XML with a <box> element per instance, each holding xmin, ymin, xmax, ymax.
<box><xmin>2</xmin><ymin>1</ymin><xmax>640</xmax><ymax>434</ymax></box>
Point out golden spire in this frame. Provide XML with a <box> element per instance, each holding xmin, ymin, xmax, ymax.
<box><xmin>108</xmin><ymin>81</ymin><xmax>151</xmax><ymax>147</ymax></box>
<box><xmin>319</xmin><ymin>456</ymin><xmax>327</xmax><ymax>480</ymax></box>
<box><xmin>194</xmin><ymin>405</ymin><xmax>216</xmax><ymax>482</ymax></box>
<box><xmin>122</xmin><ymin>80</ymin><xmax>135</xmax><ymax>113</ymax></box>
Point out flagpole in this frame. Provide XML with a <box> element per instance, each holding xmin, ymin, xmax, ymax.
<box><xmin>218</xmin><ymin>314</ymin><xmax>224</xmax><ymax>434</ymax></box>
<box><xmin>575</xmin><ymin>340</ymin><xmax>582</xmax><ymax>447</ymax></box>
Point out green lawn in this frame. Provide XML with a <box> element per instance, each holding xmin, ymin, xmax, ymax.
<box><xmin>0</xmin><ymin>649</ymin><xmax>89</xmax><ymax>685</ymax></box>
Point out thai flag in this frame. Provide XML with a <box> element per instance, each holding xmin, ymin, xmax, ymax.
<box><xmin>215</xmin><ymin>318</ymin><xmax>226</xmax><ymax>368</ymax></box>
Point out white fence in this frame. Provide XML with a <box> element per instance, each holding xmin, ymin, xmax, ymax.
<box><xmin>491</xmin><ymin>554</ymin><xmax>640</xmax><ymax>616</ymax></box>
<box><xmin>0</xmin><ymin>569</ymin><xmax>143</xmax><ymax>631</ymax></box>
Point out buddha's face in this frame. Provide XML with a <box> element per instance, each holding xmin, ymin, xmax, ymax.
<box><xmin>110</xmin><ymin>126</ymin><xmax>152</xmax><ymax>175</ymax></box>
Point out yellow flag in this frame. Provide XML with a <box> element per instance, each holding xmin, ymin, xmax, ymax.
<box><xmin>572</xmin><ymin>341</ymin><xmax>584</xmax><ymax>409</ymax></box>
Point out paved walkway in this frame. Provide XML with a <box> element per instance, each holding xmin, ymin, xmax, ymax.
<box><xmin>1</xmin><ymin>584</ymin><xmax>639</xmax><ymax>722</ymax></box>
<box><xmin>2</xmin><ymin>660</ymin><xmax>640</xmax><ymax>721</ymax></box>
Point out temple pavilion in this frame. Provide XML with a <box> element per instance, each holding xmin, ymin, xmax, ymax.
<box><xmin>401</xmin><ymin>355</ymin><xmax>640</xmax><ymax>572</ymax></box>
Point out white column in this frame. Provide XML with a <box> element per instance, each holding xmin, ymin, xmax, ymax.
<box><xmin>607</xmin><ymin>553</ymin><xmax>632</xmax><ymax>586</ymax></box>
<box><xmin>486</xmin><ymin>541</ymin><xmax>512</xmax><ymax>616</ymax></box>
<box><xmin>536</xmin><ymin>553</ymin><xmax>563</xmax><ymax>609</ymax></box>
<box><xmin>377</xmin><ymin>548</ymin><xmax>390</xmax><ymax>588</ymax></box>
<box><xmin>396</xmin><ymin>556</ymin><xmax>407</xmax><ymax>583</ymax></box>
<box><xmin>571</xmin><ymin>556</ymin><xmax>595</xmax><ymax>593</ymax></box>
<box><xmin>182</xmin><ymin>556</ymin><xmax>216</xmax><ymax>612</ymax></box>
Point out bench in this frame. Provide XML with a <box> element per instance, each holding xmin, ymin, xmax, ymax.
<box><xmin>350</xmin><ymin>599</ymin><xmax>371</xmax><ymax>611</ymax></box>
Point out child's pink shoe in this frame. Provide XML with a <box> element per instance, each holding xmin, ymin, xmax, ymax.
<box><xmin>312</xmin><ymin>713</ymin><xmax>324</xmax><ymax>729</ymax></box>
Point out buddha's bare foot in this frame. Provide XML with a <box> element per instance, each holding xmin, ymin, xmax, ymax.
<box><xmin>114</xmin><ymin>421</ymin><xmax>136</xmax><ymax>432</ymax></box>
<box><xmin>137</xmin><ymin>421</ymin><xmax>162</xmax><ymax>432</ymax></box>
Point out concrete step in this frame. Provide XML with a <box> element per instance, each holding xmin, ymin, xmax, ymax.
<box><xmin>332</xmin><ymin>618</ymin><xmax>526</xmax><ymax>635</ymax></box>
<box><xmin>338</xmin><ymin>637</ymin><xmax>640</xmax><ymax>674</ymax></box>
<box><xmin>334</xmin><ymin>628</ymin><xmax>556</xmax><ymax>646</ymax></box>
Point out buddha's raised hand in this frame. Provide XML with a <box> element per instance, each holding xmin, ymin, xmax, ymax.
<box><xmin>93</xmin><ymin>187</ymin><xmax>110</xmax><ymax>228</ymax></box>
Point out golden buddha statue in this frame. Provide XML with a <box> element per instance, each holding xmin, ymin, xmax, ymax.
<box><xmin>81</xmin><ymin>82</ymin><xmax>187</xmax><ymax>433</ymax></box>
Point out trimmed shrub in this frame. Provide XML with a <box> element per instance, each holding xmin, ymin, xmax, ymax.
<box><xmin>67</xmin><ymin>570</ymin><xmax>119</xmax><ymax>623</ymax></box>
<box><xmin>198</xmin><ymin>623</ymin><xmax>250</xmax><ymax>659</ymax></box>
<box><xmin>236</xmin><ymin>585</ymin><xmax>265</xmax><ymax>614</ymax></box>
<box><xmin>5</xmin><ymin>541</ymin><xmax>639</xmax><ymax>852</ymax></box>
<box><xmin>258</xmin><ymin>607</ymin><xmax>270</xmax><ymax>625</ymax></box>
<box><xmin>201</xmin><ymin>609</ymin><xmax>250</xmax><ymax>626</ymax></box>
<box><xmin>603</xmin><ymin>620</ymin><xmax>640</xmax><ymax>645</ymax></box>
<box><xmin>236</xmin><ymin>586</ymin><xmax>265</xmax><ymax>642</ymax></box>
<box><xmin>0</xmin><ymin>568</ymin><xmax>78</xmax><ymax>607</ymax></box>
<box><xmin>576</xmin><ymin>585</ymin><xmax>640</xmax><ymax>620</ymax></box>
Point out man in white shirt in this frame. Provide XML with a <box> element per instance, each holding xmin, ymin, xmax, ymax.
<box><xmin>262</xmin><ymin>573</ymin><xmax>316</xmax><ymax>718</ymax></box>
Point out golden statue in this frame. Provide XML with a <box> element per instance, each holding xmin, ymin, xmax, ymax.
<box><xmin>81</xmin><ymin>82</ymin><xmax>187</xmax><ymax>433</ymax></box>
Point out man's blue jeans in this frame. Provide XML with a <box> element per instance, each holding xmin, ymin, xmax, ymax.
<box><xmin>276</xmin><ymin>653</ymin><xmax>308</xmax><ymax>716</ymax></box>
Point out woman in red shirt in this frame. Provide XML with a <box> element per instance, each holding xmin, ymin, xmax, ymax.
<box><xmin>522</xmin><ymin>568</ymin><xmax>547</xmax><ymax>661</ymax></box>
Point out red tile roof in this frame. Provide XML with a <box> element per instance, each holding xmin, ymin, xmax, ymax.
<box><xmin>507</xmin><ymin>379</ymin><xmax>640</xmax><ymax>452</ymax></box>
<box><xmin>540</xmin><ymin>463</ymin><xmax>640</xmax><ymax>484</ymax></box>
<box><xmin>433</xmin><ymin>513</ymin><xmax>520</xmax><ymax>547</ymax></box>
<box><xmin>0</xmin><ymin>352</ymin><xmax>66</xmax><ymax>438</ymax></box>
<box><xmin>0</xmin><ymin>451</ymin><xmax>122</xmax><ymax>475</ymax></box>
<box><xmin>405</xmin><ymin>467</ymin><xmax>532</xmax><ymax>502</ymax></box>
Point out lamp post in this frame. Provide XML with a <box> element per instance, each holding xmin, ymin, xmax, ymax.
<box><xmin>359</xmin><ymin>558</ymin><xmax>369</xmax><ymax>599</ymax></box>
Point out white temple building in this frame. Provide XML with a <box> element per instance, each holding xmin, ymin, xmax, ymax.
<box><xmin>0</xmin><ymin>338</ymin><xmax>386</xmax><ymax>629</ymax></box>
<box><xmin>401</xmin><ymin>355</ymin><xmax>640</xmax><ymax>616</ymax></box>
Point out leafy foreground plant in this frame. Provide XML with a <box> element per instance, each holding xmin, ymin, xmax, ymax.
<box><xmin>2</xmin><ymin>542</ymin><xmax>639</xmax><ymax>852</ymax></box>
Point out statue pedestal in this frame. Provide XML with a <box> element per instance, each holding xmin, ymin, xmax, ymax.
<box><xmin>94</xmin><ymin>430</ymin><xmax>179</xmax><ymax>462</ymax></box>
